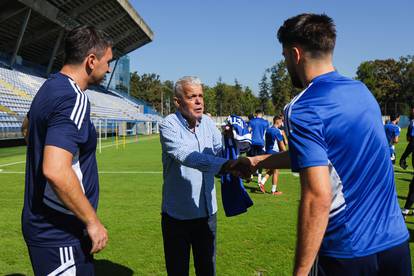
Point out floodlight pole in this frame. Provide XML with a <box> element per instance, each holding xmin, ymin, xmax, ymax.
<box><xmin>46</xmin><ymin>29</ymin><xmax>65</xmax><ymax>76</ymax></box>
<box><xmin>10</xmin><ymin>8</ymin><xmax>31</xmax><ymax>68</ymax></box>
<box><xmin>106</xmin><ymin>58</ymin><xmax>119</xmax><ymax>92</ymax></box>
<box><xmin>99</xmin><ymin>119</ymin><xmax>102</xmax><ymax>153</ymax></box>
<box><xmin>160</xmin><ymin>89</ymin><xmax>163</xmax><ymax>116</ymax></box>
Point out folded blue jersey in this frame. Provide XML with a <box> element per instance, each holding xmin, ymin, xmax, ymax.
<box><xmin>221</xmin><ymin>136</ymin><xmax>253</xmax><ymax>217</ymax></box>
<box><xmin>226</xmin><ymin>115</ymin><xmax>251</xmax><ymax>153</ymax></box>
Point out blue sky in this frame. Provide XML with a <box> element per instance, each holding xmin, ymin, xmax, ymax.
<box><xmin>129</xmin><ymin>1</ymin><xmax>413</xmax><ymax>94</ymax></box>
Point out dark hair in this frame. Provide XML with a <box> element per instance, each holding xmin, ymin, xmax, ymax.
<box><xmin>247</xmin><ymin>114</ymin><xmax>254</xmax><ymax>120</ymax></box>
<box><xmin>255</xmin><ymin>109</ymin><xmax>263</xmax><ymax>114</ymax></box>
<box><xmin>64</xmin><ymin>26</ymin><xmax>113</xmax><ymax>65</ymax></box>
<box><xmin>273</xmin><ymin>114</ymin><xmax>283</xmax><ymax>123</ymax></box>
<box><xmin>389</xmin><ymin>113</ymin><xmax>400</xmax><ymax>121</ymax></box>
<box><xmin>277</xmin><ymin>13</ymin><xmax>336</xmax><ymax>57</ymax></box>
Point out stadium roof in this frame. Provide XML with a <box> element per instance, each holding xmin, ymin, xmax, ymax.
<box><xmin>0</xmin><ymin>0</ymin><xmax>153</xmax><ymax>74</ymax></box>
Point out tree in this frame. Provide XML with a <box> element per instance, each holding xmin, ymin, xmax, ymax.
<box><xmin>162</xmin><ymin>80</ymin><xmax>174</xmax><ymax>114</ymax></box>
<box><xmin>129</xmin><ymin>72</ymin><xmax>164</xmax><ymax>113</ymax></box>
<box><xmin>399</xmin><ymin>55</ymin><xmax>414</xmax><ymax>112</ymax></box>
<box><xmin>215</xmin><ymin>77</ymin><xmax>225</xmax><ymax>116</ymax></box>
<box><xmin>268</xmin><ymin>60</ymin><xmax>298</xmax><ymax>114</ymax></box>
<box><xmin>258</xmin><ymin>73</ymin><xmax>270</xmax><ymax>113</ymax></box>
<box><xmin>356</xmin><ymin>59</ymin><xmax>403</xmax><ymax>114</ymax></box>
<box><xmin>240</xmin><ymin>87</ymin><xmax>260</xmax><ymax>116</ymax></box>
<box><xmin>203</xmin><ymin>85</ymin><xmax>217</xmax><ymax>115</ymax></box>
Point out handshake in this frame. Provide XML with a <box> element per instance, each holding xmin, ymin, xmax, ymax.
<box><xmin>220</xmin><ymin>157</ymin><xmax>259</xmax><ymax>180</ymax></box>
<box><xmin>219</xmin><ymin>151</ymin><xmax>290</xmax><ymax>179</ymax></box>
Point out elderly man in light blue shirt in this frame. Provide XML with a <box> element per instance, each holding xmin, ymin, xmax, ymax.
<box><xmin>160</xmin><ymin>76</ymin><xmax>232</xmax><ymax>276</ymax></box>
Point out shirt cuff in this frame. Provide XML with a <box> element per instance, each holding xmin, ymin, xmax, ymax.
<box><xmin>211</xmin><ymin>157</ymin><xmax>228</xmax><ymax>175</ymax></box>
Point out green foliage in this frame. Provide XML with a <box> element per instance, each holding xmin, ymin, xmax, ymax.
<box><xmin>129</xmin><ymin>72</ymin><xmax>164</xmax><ymax>114</ymax></box>
<box><xmin>258</xmin><ymin>74</ymin><xmax>270</xmax><ymax>113</ymax></box>
<box><xmin>129</xmin><ymin>73</ymin><xmax>262</xmax><ymax>117</ymax></box>
<box><xmin>203</xmin><ymin>85</ymin><xmax>217</xmax><ymax>115</ymax></box>
<box><xmin>356</xmin><ymin>56</ymin><xmax>414</xmax><ymax>115</ymax></box>
<box><xmin>128</xmin><ymin>55</ymin><xmax>414</xmax><ymax>118</ymax></box>
<box><xmin>268</xmin><ymin>60</ymin><xmax>299</xmax><ymax>115</ymax></box>
<box><xmin>240</xmin><ymin>86</ymin><xmax>261</xmax><ymax>116</ymax></box>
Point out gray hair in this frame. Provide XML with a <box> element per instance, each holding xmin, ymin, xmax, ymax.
<box><xmin>174</xmin><ymin>76</ymin><xmax>202</xmax><ymax>98</ymax></box>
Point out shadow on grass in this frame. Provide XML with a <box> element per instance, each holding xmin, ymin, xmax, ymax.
<box><xmin>397</xmin><ymin>177</ymin><xmax>413</xmax><ymax>183</ymax></box>
<box><xmin>395</xmin><ymin>170</ymin><xmax>414</xmax><ymax>176</ymax></box>
<box><xmin>243</xmin><ymin>182</ymin><xmax>265</xmax><ymax>194</ymax></box>
<box><xmin>5</xmin><ymin>274</ymin><xmax>25</xmax><ymax>276</ymax></box>
<box><xmin>398</xmin><ymin>195</ymin><xmax>408</xmax><ymax>200</ymax></box>
<box><xmin>95</xmin><ymin>259</ymin><xmax>134</xmax><ymax>276</ymax></box>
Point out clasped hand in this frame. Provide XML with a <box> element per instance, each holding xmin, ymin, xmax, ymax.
<box><xmin>221</xmin><ymin>157</ymin><xmax>258</xmax><ymax>180</ymax></box>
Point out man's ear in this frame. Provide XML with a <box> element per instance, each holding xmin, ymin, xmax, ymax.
<box><xmin>291</xmin><ymin>46</ymin><xmax>302</xmax><ymax>65</ymax></box>
<box><xmin>86</xmin><ymin>54</ymin><xmax>97</xmax><ymax>70</ymax></box>
<box><xmin>173</xmin><ymin>96</ymin><xmax>180</xmax><ymax>108</ymax></box>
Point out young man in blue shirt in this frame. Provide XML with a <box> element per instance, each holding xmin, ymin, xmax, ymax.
<box><xmin>248</xmin><ymin>109</ymin><xmax>269</xmax><ymax>191</ymax></box>
<box><xmin>261</xmin><ymin>114</ymin><xmax>286</xmax><ymax>195</ymax></box>
<box><xmin>384</xmin><ymin>113</ymin><xmax>401</xmax><ymax>164</ymax></box>
<box><xmin>401</xmin><ymin>106</ymin><xmax>414</xmax><ymax>219</ymax></box>
<box><xmin>243</xmin><ymin>13</ymin><xmax>410</xmax><ymax>276</ymax></box>
<box><xmin>22</xmin><ymin>26</ymin><xmax>112</xmax><ymax>275</ymax></box>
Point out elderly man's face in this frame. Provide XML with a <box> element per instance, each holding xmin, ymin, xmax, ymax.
<box><xmin>177</xmin><ymin>82</ymin><xmax>204</xmax><ymax>124</ymax></box>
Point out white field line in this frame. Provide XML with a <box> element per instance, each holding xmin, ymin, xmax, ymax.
<box><xmin>100</xmin><ymin>140</ymin><xmax>136</xmax><ymax>149</ymax></box>
<box><xmin>0</xmin><ymin>160</ymin><xmax>25</xmax><ymax>167</ymax></box>
<box><xmin>0</xmin><ymin>135</ymin><xmax>160</xmax><ymax>168</ymax></box>
<box><xmin>100</xmin><ymin>135</ymin><xmax>159</xmax><ymax>149</ymax></box>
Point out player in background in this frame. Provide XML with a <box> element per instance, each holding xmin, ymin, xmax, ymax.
<box><xmin>400</xmin><ymin>106</ymin><xmax>414</xmax><ymax>170</ymax></box>
<box><xmin>384</xmin><ymin>113</ymin><xmax>401</xmax><ymax>164</ymax></box>
<box><xmin>400</xmin><ymin>106</ymin><xmax>414</xmax><ymax>220</ymax></box>
<box><xmin>260</xmin><ymin>114</ymin><xmax>286</xmax><ymax>195</ymax></box>
<box><xmin>248</xmin><ymin>109</ymin><xmax>269</xmax><ymax>191</ymax></box>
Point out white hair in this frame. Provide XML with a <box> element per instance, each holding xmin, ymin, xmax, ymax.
<box><xmin>174</xmin><ymin>76</ymin><xmax>202</xmax><ymax>98</ymax></box>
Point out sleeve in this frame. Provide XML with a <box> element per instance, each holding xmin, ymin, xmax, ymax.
<box><xmin>45</xmin><ymin>92</ymin><xmax>87</xmax><ymax>155</ymax></box>
<box><xmin>275</xmin><ymin>129</ymin><xmax>284</xmax><ymax>142</ymax></box>
<box><xmin>159</xmin><ymin>118</ymin><xmax>227</xmax><ymax>174</ymax></box>
<box><xmin>287</xmin><ymin>104</ymin><xmax>329</xmax><ymax>172</ymax></box>
<box><xmin>210</xmin><ymin>118</ymin><xmax>224</xmax><ymax>157</ymax></box>
<box><xmin>395</xmin><ymin>126</ymin><xmax>401</xmax><ymax>137</ymax></box>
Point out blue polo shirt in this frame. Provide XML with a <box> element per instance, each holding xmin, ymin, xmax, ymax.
<box><xmin>284</xmin><ymin>71</ymin><xmax>408</xmax><ymax>258</ymax></box>
<box><xmin>22</xmin><ymin>72</ymin><xmax>99</xmax><ymax>247</ymax></box>
<box><xmin>265</xmin><ymin>126</ymin><xmax>284</xmax><ymax>154</ymax></box>
<box><xmin>249</xmin><ymin>117</ymin><xmax>269</xmax><ymax>146</ymax></box>
<box><xmin>384</xmin><ymin>122</ymin><xmax>401</xmax><ymax>155</ymax></box>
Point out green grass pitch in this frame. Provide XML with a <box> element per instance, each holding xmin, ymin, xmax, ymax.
<box><xmin>0</xmin><ymin>130</ymin><xmax>413</xmax><ymax>275</ymax></box>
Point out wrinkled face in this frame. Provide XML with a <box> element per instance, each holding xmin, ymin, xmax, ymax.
<box><xmin>282</xmin><ymin>47</ymin><xmax>304</xmax><ymax>89</ymax></box>
<box><xmin>176</xmin><ymin>83</ymin><xmax>204</xmax><ymax>124</ymax></box>
<box><xmin>88</xmin><ymin>47</ymin><xmax>113</xmax><ymax>85</ymax></box>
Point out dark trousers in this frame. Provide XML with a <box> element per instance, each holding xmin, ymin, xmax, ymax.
<box><xmin>311</xmin><ymin>240</ymin><xmax>411</xmax><ymax>276</ymax></box>
<box><xmin>401</xmin><ymin>140</ymin><xmax>414</xmax><ymax>166</ymax></box>
<box><xmin>402</xmin><ymin>141</ymin><xmax>414</xmax><ymax>209</ymax></box>
<box><xmin>161</xmin><ymin>213</ymin><xmax>216</xmax><ymax>276</ymax></box>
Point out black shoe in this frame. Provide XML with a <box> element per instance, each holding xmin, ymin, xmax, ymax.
<box><xmin>400</xmin><ymin>159</ymin><xmax>408</xmax><ymax>170</ymax></box>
